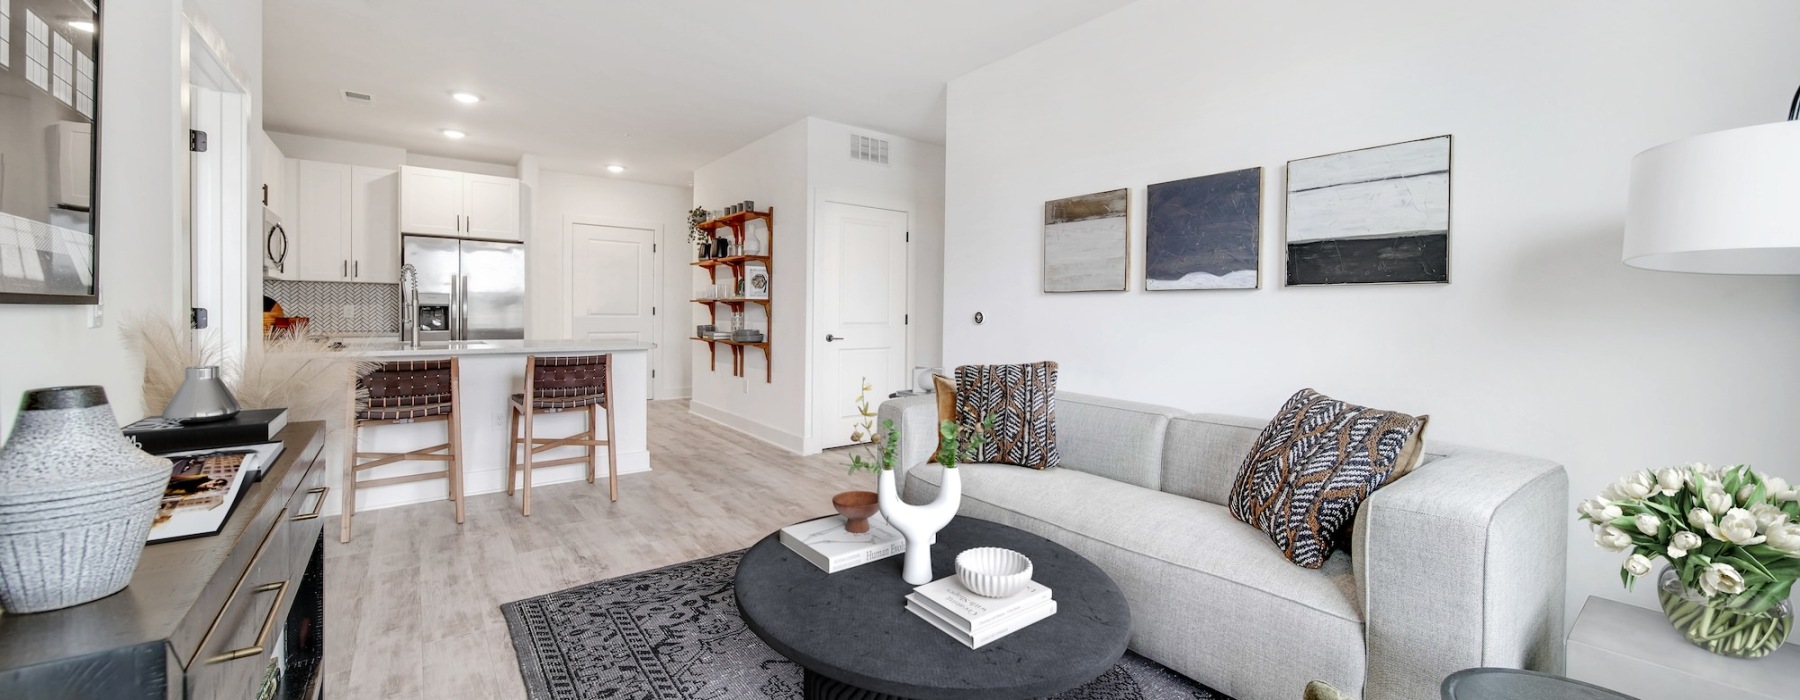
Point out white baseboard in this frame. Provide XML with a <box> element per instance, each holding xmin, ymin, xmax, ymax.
<box><xmin>687</xmin><ymin>401</ymin><xmax>804</xmax><ymax>454</ymax></box>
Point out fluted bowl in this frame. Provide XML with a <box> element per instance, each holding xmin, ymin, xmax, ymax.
<box><xmin>956</xmin><ymin>547</ymin><xmax>1033</xmax><ymax>598</ymax></box>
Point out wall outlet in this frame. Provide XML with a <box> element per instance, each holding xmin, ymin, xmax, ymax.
<box><xmin>342</xmin><ymin>304</ymin><xmax>356</xmax><ymax>319</ymax></box>
<box><xmin>86</xmin><ymin>303</ymin><xmax>103</xmax><ymax>329</ymax></box>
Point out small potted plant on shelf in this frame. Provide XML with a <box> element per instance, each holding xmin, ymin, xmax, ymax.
<box><xmin>1577</xmin><ymin>462</ymin><xmax>1800</xmax><ymax>658</ymax></box>
<box><xmin>689</xmin><ymin>207</ymin><xmax>711</xmax><ymax>259</ymax></box>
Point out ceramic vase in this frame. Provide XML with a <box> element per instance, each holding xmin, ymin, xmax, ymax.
<box><xmin>0</xmin><ymin>386</ymin><xmax>171</xmax><ymax>612</ymax></box>
<box><xmin>877</xmin><ymin>466</ymin><xmax>961</xmax><ymax>585</ymax></box>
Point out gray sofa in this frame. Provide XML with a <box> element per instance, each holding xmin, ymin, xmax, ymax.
<box><xmin>879</xmin><ymin>392</ymin><xmax>1567</xmax><ymax>700</ymax></box>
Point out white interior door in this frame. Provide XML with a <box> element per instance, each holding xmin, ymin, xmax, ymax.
<box><xmin>814</xmin><ymin>202</ymin><xmax>908</xmax><ymax>450</ymax></box>
<box><xmin>569</xmin><ymin>223</ymin><xmax>657</xmax><ymax>391</ymax></box>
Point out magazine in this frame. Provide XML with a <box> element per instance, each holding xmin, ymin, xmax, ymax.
<box><xmin>148</xmin><ymin>449</ymin><xmax>260</xmax><ymax>543</ymax></box>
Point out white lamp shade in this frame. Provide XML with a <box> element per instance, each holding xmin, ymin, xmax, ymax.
<box><xmin>1624</xmin><ymin>120</ymin><xmax>1800</xmax><ymax>274</ymax></box>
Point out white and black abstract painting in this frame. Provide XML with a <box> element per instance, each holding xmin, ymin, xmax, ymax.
<box><xmin>1285</xmin><ymin>135</ymin><xmax>1451</xmax><ymax>286</ymax></box>
<box><xmin>1043</xmin><ymin>188</ymin><xmax>1128</xmax><ymax>293</ymax></box>
<box><xmin>1146</xmin><ymin>168</ymin><xmax>1261</xmax><ymax>290</ymax></box>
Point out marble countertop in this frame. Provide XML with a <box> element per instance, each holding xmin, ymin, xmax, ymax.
<box><xmin>333</xmin><ymin>338</ymin><xmax>656</xmax><ymax>358</ymax></box>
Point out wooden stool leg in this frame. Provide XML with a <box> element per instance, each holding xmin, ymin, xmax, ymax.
<box><xmin>340</xmin><ymin>422</ymin><xmax>359</xmax><ymax>543</ymax></box>
<box><xmin>521</xmin><ymin>406</ymin><xmax>535</xmax><ymax>517</ymax></box>
<box><xmin>604</xmin><ymin>365</ymin><xmax>618</xmax><ymax>502</ymax></box>
<box><xmin>585</xmin><ymin>403</ymin><xmax>598</xmax><ymax>484</ymax></box>
<box><xmin>506</xmin><ymin>406</ymin><xmax>520</xmax><ymax>496</ymax></box>
<box><xmin>448</xmin><ymin>414</ymin><xmax>465</xmax><ymax>525</ymax></box>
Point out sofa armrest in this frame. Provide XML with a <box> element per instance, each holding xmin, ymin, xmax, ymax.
<box><xmin>876</xmin><ymin>394</ymin><xmax>939</xmax><ymax>495</ymax></box>
<box><xmin>1352</xmin><ymin>447</ymin><xmax>1568</xmax><ymax>700</ymax></box>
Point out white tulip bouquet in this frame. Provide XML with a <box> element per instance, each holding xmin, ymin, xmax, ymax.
<box><xmin>1579</xmin><ymin>463</ymin><xmax>1800</xmax><ymax>658</ymax></box>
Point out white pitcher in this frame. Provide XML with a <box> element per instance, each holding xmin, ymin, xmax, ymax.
<box><xmin>877</xmin><ymin>465</ymin><xmax>961</xmax><ymax>585</ymax></box>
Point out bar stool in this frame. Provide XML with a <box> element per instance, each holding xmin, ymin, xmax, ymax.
<box><xmin>340</xmin><ymin>358</ymin><xmax>464</xmax><ymax>542</ymax></box>
<box><xmin>507</xmin><ymin>354</ymin><xmax>617</xmax><ymax>515</ymax></box>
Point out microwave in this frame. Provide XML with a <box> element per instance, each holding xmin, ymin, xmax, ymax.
<box><xmin>263</xmin><ymin>207</ymin><xmax>289</xmax><ymax>276</ymax></box>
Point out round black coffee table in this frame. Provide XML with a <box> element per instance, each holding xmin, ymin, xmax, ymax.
<box><xmin>735</xmin><ymin>516</ymin><xmax>1131</xmax><ymax>700</ymax></box>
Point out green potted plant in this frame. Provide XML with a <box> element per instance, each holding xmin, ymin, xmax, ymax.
<box><xmin>689</xmin><ymin>207</ymin><xmax>711</xmax><ymax>259</ymax></box>
<box><xmin>1578</xmin><ymin>462</ymin><xmax>1800</xmax><ymax>658</ymax></box>
<box><xmin>845</xmin><ymin>379</ymin><xmax>990</xmax><ymax>584</ymax></box>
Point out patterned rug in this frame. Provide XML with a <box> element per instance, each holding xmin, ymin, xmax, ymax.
<box><xmin>500</xmin><ymin>550</ymin><xmax>1228</xmax><ymax>700</ymax></box>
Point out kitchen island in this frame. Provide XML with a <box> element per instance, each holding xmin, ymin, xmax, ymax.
<box><xmin>325</xmin><ymin>338</ymin><xmax>655</xmax><ymax>517</ymax></box>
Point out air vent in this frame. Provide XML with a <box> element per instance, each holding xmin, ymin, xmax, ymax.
<box><xmin>850</xmin><ymin>133</ymin><xmax>889</xmax><ymax>166</ymax></box>
<box><xmin>342</xmin><ymin>90</ymin><xmax>374</xmax><ymax>105</ymax></box>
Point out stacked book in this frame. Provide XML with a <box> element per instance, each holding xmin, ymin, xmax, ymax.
<box><xmin>779</xmin><ymin>513</ymin><xmax>905</xmax><ymax>573</ymax></box>
<box><xmin>906</xmin><ymin>576</ymin><xmax>1056</xmax><ymax>649</ymax></box>
<box><xmin>122</xmin><ymin>409</ymin><xmax>289</xmax><ymax>543</ymax></box>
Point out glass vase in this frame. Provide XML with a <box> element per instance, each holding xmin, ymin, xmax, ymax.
<box><xmin>1656</xmin><ymin>565</ymin><xmax>1793</xmax><ymax>659</ymax></box>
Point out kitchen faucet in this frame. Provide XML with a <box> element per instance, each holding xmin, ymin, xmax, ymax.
<box><xmin>398</xmin><ymin>263</ymin><xmax>420</xmax><ymax>348</ymax></box>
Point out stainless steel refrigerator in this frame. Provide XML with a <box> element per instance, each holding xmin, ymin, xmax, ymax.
<box><xmin>402</xmin><ymin>235</ymin><xmax>526</xmax><ymax>341</ymax></box>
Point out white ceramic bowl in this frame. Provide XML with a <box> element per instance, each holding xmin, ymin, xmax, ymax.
<box><xmin>956</xmin><ymin>547</ymin><xmax>1033</xmax><ymax>598</ymax></box>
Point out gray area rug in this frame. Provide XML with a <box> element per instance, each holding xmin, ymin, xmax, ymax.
<box><xmin>501</xmin><ymin>550</ymin><xmax>1229</xmax><ymax>700</ymax></box>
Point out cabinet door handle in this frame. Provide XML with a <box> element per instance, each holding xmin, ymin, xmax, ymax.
<box><xmin>342</xmin><ymin>260</ymin><xmax>348</xmax><ymax>278</ymax></box>
<box><xmin>456</xmin><ymin>215</ymin><xmax>463</xmax><ymax>232</ymax></box>
<box><xmin>205</xmin><ymin>581</ymin><xmax>288</xmax><ymax>663</ymax></box>
<box><xmin>354</xmin><ymin>260</ymin><xmax>359</xmax><ymax>278</ymax></box>
<box><xmin>193</xmin><ymin>507</ymin><xmax>286</xmax><ymax>665</ymax></box>
<box><xmin>291</xmin><ymin>486</ymin><xmax>328</xmax><ymax>520</ymax></box>
<box><xmin>466</xmin><ymin>216</ymin><xmax>472</xmax><ymax>232</ymax></box>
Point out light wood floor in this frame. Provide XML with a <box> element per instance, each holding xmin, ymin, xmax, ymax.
<box><xmin>323</xmin><ymin>399</ymin><xmax>867</xmax><ymax>699</ymax></box>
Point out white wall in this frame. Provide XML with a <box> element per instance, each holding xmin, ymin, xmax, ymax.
<box><xmin>0</xmin><ymin>0</ymin><xmax>261</xmax><ymax>439</ymax></box>
<box><xmin>943</xmin><ymin>0</ymin><xmax>1800</xmax><ymax>625</ymax></box>
<box><xmin>690</xmin><ymin>119</ymin><xmax>811</xmax><ymax>449</ymax></box>
<box><xmin>531</xmin><ymin>169</ymin><xmax>694</xmax><ymax>398</ymax></box>
<box><xmin>267</xmin><ymin>131</ymin><xmax>406</xmax><ymax>169</ymax></box>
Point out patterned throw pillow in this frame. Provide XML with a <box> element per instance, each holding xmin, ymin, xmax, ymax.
<box><xmin>1227</xmin><ymin>388</ymin><xmax>1424</xmax><ymax>569</ymax></box>
<box><xmin>953</xmin><ymin>362</ymin><xmax>1059</xmax><ymax>470</ymax></box>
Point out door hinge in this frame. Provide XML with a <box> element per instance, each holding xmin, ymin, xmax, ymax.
<box><xmin>190</xmin><ymin>307</ymin><xmax>208</xmax><ymax>329</ymax></box>
<box><xmin>904</xmin><ymin>314</ymin><xmax>909</xmax><ymax>325</ymax></box>
<box><xmin>189</xmin><ymin>130</ymin><xmax>208</xmax><ymax>152</ymax></box>
<box><xmin>653</xmin><ymin>244</ymin><xmax>657</xmax><ymax>253</ymax></box>
<box><xmin>652</xmin><ymin>369</ymin><xmax>657</xmax><ymax>378</ymax></box>
<box><xmin>652</xmin><ymin>306</ymin><xmax>657</xmax><ymax>315</ymax></box>
<box><xmin>905</xmin><ymin>231</ymin><xmax>910</xmax><ymax>242</ymax></box>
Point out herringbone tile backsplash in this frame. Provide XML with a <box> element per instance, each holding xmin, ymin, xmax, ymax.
<box><xmin>263</xmin><ymin>279</ymin><xmax>398</xmax><ymax>333</ymax></box>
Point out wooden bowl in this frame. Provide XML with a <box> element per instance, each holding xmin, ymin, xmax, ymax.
<box><xmin>831</xmin><ymin>490</ymin><xmax>879</xmax><ymax>534</ymax></box>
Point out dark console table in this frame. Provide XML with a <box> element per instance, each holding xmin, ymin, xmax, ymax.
<box><xmin>0</xmin><ymin>422</ymin><xmax>329</xmax><ymax>700</ymax></box>
<box><xmin>735</xmin><ymin>516</ymin><xmax>1132</xmax><ymax>700</ymax></box>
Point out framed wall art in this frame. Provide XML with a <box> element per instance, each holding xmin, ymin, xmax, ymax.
<box><xmin>1145</xmin><ymin>167</ymin><xmax>1261</xmax><ymax>290</ymax></box>
<box><xmin>1284</xmin><ymin>135</ymin><xmax>1451</xmax><ymax>286</ymax></box>
<box><xmin>0</xmin><ymin>0</ymin><xmax>102</xmax><ymax>304</ymax></box>
<box><xmin>1043</xmin><ymin>188</ymin><xmax>1129</xmax><ymax>293</ymax></box>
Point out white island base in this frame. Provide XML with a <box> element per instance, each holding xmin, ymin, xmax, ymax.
<box><xmin>323</xmin><ymin>340</ymin><xmax>653</xmax><ymax>518</ymax></box>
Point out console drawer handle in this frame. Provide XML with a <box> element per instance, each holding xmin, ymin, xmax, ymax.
<box><xmin>291</xmin><ymin>487</ymin><xmax>328</xmax><ymax>521</ymax></box>
<box><xmin>205</xmin><ymin>580</ymin><xmax>288</xmax><ymax>663</ymax></box>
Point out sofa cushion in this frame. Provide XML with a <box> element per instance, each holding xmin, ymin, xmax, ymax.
<box><xmin>954</xmin><ymin>362</ymin><xmax>1060</xmax><ymax>470</ymax></box>
<box><xmin>907</xmin><ymin>463</ymin><xmax>1366</xmax><ymax>699</ymax></box>
<box><xmin>1161</xmin><ymin>412</ymin><xmax>1268</xmax><ymax>506</ymax></box>
<box><xmin>1055</xmin><ymin>392</ymin><xmax>1185</xmax><ymax>490</ymax></box>
<box><xmin>1228</xmin><ymin>389</ymin><xmax>1425</xmax><ymax>569</ymax></box>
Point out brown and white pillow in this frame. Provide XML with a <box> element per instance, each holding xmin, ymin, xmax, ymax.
<box><xmin>1227</xmin><ymin>388</ymin><xmax>1425</xmax><ymax>568</ymax></box>
<box><xmin>953</xmin><ymin>362</ymin><xmax>1059</xmax><ymax>470</ymax></box>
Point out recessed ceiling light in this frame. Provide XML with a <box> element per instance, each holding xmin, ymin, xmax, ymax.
<box><xmin>442</xmin><ymin>129</ymin><xmax>466</xmax><ymax>139</ymax></box>
<box><xmin>451</xmin><ymin>92</ymin><xmax>481</xmax><ymax>104</ymax></box>
<box><xmin>606</xmin><ymin>165</ymin><xmax>626</xmax><ymax>174</ymax></box>
<box><xmin>68</xmin><ymin>20</ymin><xmax>95</xmax><ymax>33</ymax></box>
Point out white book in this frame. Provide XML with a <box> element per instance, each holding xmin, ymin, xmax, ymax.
<box><xmin>912</xmin><ymin>575</ymin><xmax>1052</xmax><ymax>629</ymax></box>
<box><xmin>905</xmin><ymin>590</ymin><xmax>1055</xmax><ymax>636</ymax></box>
<box><xmin>778</xmin><ymin>513</ymin><xmax>904</xmax><ymax>573</ymax></box>
<box><xmin>907</xmin><ymin>598</ymin><xmax>1058</xmax><ymax>649</ymax></box>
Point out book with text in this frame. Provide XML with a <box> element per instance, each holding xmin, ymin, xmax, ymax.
<box><xmin>912</xmin><ymin>575</ymin><xmax>1052</xmax><ymax>631</ymax></box>
<box><xmin>906</xmin><ymin>598</ymin><xmax>1058</xmax><ymax>649</ymax></box>
<box><xmin>778</xmin><ymin>513</ymin><xmax>904</xmax><ymax>573</ymax></box>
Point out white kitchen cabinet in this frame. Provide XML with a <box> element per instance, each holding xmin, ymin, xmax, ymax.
<box><xmin>291</xmin><ymin>159</ymin><xmax>399</xmax><ymax>282</ymax></box>
<box><xmin>352</xmin><ymin>167</ymin><xmax>400</xmax><ymax>283</ymax></box>
<box><xmin>294</xmin><ymin>160</ymin><xmax>353</xmax><ymax>282</ymax></box>
<box><xmin>399</xmin><ymin>165</ymin><xmax>522</xmax><ymax>241</ymax></box>
<box><xmin>259</xmin><ymin>131</ymin><xmax>287</xmax><ymax>217</ymax></box>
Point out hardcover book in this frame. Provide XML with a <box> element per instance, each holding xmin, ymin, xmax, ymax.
<box><xmin>147</xmin><ymin>449</ymin><xmax>260</xmax><ymax>543</ymax></box>
<box><xmin>912</xmin><ymin>575</ymin><xmax>1052</xmax><ymax>630</ymax></box>
<box><xmin>906</xmin><ymin>598</ymin><xmax>1058</xmax><ymax>649</ymax></box>
<box><xmin>124</xmin><ymin>408</ymin><xmax>289</xmax><ymax>454</ymax></box>
<box><xmin>778</xmin><ymin>513</ymin><xmax>904</xmax><ymax>573</ymax></box>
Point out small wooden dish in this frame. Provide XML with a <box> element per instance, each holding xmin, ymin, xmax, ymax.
<box><xmin>832</xmin><ymin>490</ymin><xmax>879</xmax><ymax>534</ymax></box>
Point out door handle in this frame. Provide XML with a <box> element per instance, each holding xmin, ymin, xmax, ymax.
<box><xmin>826</xmin><ymin>334</ymin><xmax>846</xmax><ymax>342</ymax></box>
<box><xmin>342</xmin><ymin>260</ymin><xmax>348</xmax><ymax>278</ymax></box>
<box><xmin>354</xmin><ymin>260</ymin><xmax>359</xmax><ymax>278</ymax></box>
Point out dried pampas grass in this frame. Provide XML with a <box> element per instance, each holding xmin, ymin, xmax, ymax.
<box><xmin>121</xmin><ymin>313</ymin><xmax>378</xmax><ymax>450</ymax></box>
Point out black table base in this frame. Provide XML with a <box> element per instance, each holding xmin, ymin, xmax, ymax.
<box><xmin>805</xmin><ymin>669</ymin><xmax>912</xmax><ymax>700</ymax></box>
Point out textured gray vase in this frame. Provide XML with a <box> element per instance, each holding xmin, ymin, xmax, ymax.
<box><xmin>0</xmin><ymin>386</ymin><xmax>171</xmax><ymax>613</ymax></box>
<box><xmin>163</xmin><ymin>366</ymin><xmax>240</xmax><ymax>423</ymax></box>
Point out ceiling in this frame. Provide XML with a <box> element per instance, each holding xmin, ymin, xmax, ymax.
<box><xmin>263</xmin><ymin>0</ymin><xmax>1137</xmax><ymax>185</ymax></box>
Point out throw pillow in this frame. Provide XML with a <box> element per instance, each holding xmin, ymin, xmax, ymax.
<box><xmin>1335</xmin><ymin>413</ymin><xmax>1430</xmax><ymax>553</ymax></box>
<box><xmin>928</xmin><ymin>373</ymin><xmax>956</xmax><ymax>463</ymax></box>
<box><xmin>1227</xmin><ymin>388</ymin><xmax>1424</xmax><ymax>569</ymax></box>
<box><xmin>953</xmin><ymin>362</ymin><xmax>1059</xmax><ymax>470</ymax></box>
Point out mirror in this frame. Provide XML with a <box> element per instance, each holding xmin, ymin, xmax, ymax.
<box><xmin>0</xmin><ymin>0</ymin><xmax>99</xmax><ymax>304</ymax></box>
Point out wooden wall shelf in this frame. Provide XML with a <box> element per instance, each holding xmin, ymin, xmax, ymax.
<box><xmin>692</xmin><ymin>207</ymin><xmax>773</xmax><ymax>383</ymax></box>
